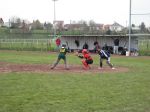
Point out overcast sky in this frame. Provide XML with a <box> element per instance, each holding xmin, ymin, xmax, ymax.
<box><xmin>0</xmin><ymin>0</ymin><xmax>150</xmax><ymax>26</ymax></box>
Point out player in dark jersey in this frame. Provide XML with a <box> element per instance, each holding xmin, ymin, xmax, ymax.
<box><xmin>97</xmin><ymin>47</ymin><xmax>115</xmax><ymax>69</ymax></box>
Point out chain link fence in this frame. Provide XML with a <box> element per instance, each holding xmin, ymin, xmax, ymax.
<box><xmin>0</xmin><ymin>39</ymin><xmax>57</xmax><ymax>51</ymax></box>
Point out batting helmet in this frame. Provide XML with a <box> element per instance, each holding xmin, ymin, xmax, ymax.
<box><xmin>61</xmin><ymin>44</ymin><xmax>66</xmax><ymax>48</ymax></box>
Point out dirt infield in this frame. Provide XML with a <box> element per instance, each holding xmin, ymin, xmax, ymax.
<box><xmin>0</xmin><ymin>62</ymin><xmax>129</xmax><ymax>74</ymax></box>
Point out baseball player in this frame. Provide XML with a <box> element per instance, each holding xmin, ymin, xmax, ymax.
<box><xmin>97</xmin><ymin>47</ymin><xmax>115</xmax><ymax>69</ymax></box>
<box><xmin>51</xmin><ymin>44</ymin><xmax>69</xmax><ymax>70</ymax></box>
<box><xmin>76</xmin><ymin>49</ymin><xmax>93</xmax><ymax>70</ymax></box>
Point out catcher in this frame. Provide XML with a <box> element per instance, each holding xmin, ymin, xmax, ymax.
<box><xmin>76</xmin><ymin>49</ymin><xmax>93</xmax><ymax>70</ymax></box>
<box><xmin>51</xmin><ymin>44</ymin><xmax>69</xmax><ymax>70</ymax></box>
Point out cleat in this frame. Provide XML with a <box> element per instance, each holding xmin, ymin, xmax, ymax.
<box><xmin>112</xmin><ymin>67</ymin><xmax>115</xmax><ymax>70</ymax></box>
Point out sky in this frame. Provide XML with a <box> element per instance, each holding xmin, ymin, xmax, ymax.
<box><xmin>0</xmin><ymin>0</ymin><xmax>150</xmax><ymax>26</ymax></box>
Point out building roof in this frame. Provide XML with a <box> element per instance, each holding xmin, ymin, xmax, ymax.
<box><xmin>111</xmin><ymin>22</ymin><xmax>124</xmax><ymax>27</ymax></box>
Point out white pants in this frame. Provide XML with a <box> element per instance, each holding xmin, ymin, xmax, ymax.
<box><xmin>114</xmin><ymin>46</ymin><xmax>119</xmax><ymax>54</ymax></box>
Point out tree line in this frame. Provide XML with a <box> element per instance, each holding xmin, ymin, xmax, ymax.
<box><xmin>2</xmin><ymin>16</ymin><xmax>150</xmax><ymax>35</ymax></box>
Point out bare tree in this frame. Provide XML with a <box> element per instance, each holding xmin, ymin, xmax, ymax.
<box><xmin>44</xmin><ymin>22</ymin><xmax>53</xmax><ymax>32</ymax></box>
<box><xmin>140</xmin><ymin>22</ymin><xmax>146</xmax><ymax>33</ymax></box>
<box><xmin>32</xmin><ymin>20</ymin><xmax>43</xmax><ymax>30</ymax></box>
<box><xmin>10</xmin><ymin>16</ymin><xmax>21</xmax><ymax>28</ymax></box>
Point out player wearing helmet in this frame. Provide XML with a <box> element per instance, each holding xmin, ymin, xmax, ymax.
<box><xmin>51</xmin><ymin>44</ymin><xmax>69</xmax><ymax>70</ymax></box>
<box><xmin>77</xmin><ymin>49</ymin><xmax>93</xmax><ymax>70</ymax></box>
<box><xmin>97</xmin><ymin>47</ymin><xmax>115</xmax><ymax>69</ymax></box>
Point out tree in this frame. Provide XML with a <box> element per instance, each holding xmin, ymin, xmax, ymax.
<box><xmin>21</xmin><ymin>20</ymin><xmax>31</xmax><ymax>33</ymax></box>
<box><xmin>10</xmin><ymin>16</ymin><xmax>21</xmax><ymax>28</ymax></box>
<box><xmin>89</xmin><ymin>20</ymin><xmax>96</xmax><ymax>34</ymax></box>
<box><xmin>132</xmin><ymin>24</ymin><xmax>135</xmax><ymax>27</ymax></box>
<box><xmin>140</xmin><ymin>22</ymin><xmax>146</xmax><ymax>33</ymax></box>
<box><xmin>44</xmin><ymin>22</ymin><xmax>53</xmax><ymax>31</ymax></box>
<box><xmin>82</xmin><ymin>21</ymin><xmax>89</xmax><ymax>34</ymax></box>
<box><xmin>106</xmin><ymin>28</ymin><xmax>112</xmax><ymax>35</ymax></box>
<box><xmin>32</xmin><ymin>20</ymin><xmax>43</xmax><ymax>30</ymax></box>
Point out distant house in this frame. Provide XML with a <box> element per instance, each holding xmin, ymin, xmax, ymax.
<box><xmin>64</xmin><ymin>24</ymin><xmax>70</xmax><ymax>30</ymax></box>
<box><xmin>4</xmin><ymin>22</ymin><xmax>10</xmax><ymax>27</ymax></box>
<box><xmin>103</xmin><ymin>24</ymin><xmax>111</xmax><ymax>31</ymax></box>
<box><xmin>109</xmin><ymin>22</ymin><xmax>124</xmax><ymax>31</ymax></box>
<box><xmin>131</xmin><ymin>26</ymin><xmax>140</xmax><ymax>33</ymax></box>
<box><xmin>89</xmin><ymin>24</ymin><xmax>104</xmax><ymax>31</ymax></box>
<box><xmin>0</xmin><ymin>18</ymin><xmax>4</xmax><ymax>27</ymax></box>
<box><xmin>53</xmin><ymin>21</ymin><xmax>64</xmax><ymax>30</ymax></box>
<box><xmin>64</xmin><ymin>24</ymin><xmax>85</xmax><ymax>31</ymax></box>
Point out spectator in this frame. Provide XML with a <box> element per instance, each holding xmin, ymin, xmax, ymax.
<box><xmin>55</xmin><ymin>38</ymin><xmax>61</xmax><ymax>48</ymax></box>
<box><xmin>113</xmin><ymin>38</ymin><xmax>119</xmax><ymax>54</ymax></box>
<box><xmin>93</xmin><ymin>41</ymin><xmax>100</xmax><ymax>53</ymax></box>
<box><xmin>83</xmin><ymin>42</ymin><xmax>89</xmax><ymax>50</ymax></box>
<box><xmin>103</xmin><ymin>43</ymin><xmax>108</xmax><ymax>51</ymax></box>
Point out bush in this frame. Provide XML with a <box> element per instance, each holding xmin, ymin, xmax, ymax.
<box><xmin>139</xmin><ymin>50</ymin><xmax>150</xmax><ymax>56</ymax></box>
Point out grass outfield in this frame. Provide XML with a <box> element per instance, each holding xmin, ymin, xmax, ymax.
<box><xmin>0</xmin><ymin>50</ymin><xmax>150</xmax><ymax>112</ymax></box>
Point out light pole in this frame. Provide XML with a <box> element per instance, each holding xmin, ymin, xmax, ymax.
<box><xmin>52</xmin><ymin>0</ymin><xmax>58</xmax><ymax>38</ymax></box>
<box><xmin>128</xmin><ymin>0</ymin><xmax>132</xmax><ymax>55</ymax></box>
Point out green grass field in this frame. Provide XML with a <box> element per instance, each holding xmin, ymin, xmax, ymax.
<box><xmin>0</xmin><ymin>50</ymin><xmax>150</xmax><ymax>112</ymax></box>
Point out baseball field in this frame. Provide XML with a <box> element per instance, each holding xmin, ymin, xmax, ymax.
<box><xmin>0</xmin><ymin>50</ymin><xmax>150</xmax><ymax>112</ymax></box>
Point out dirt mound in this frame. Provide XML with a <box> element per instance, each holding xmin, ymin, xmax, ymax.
<box><xmin>0</xmin><ymin>62</ymin><xmax>129</xmax><ymax>74</ymax></box>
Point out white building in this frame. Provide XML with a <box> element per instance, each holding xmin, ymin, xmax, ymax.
<box><xmin>110</xmin><ymin>22</ymin><xmax>124</xmax><ymax>31</ymax></box>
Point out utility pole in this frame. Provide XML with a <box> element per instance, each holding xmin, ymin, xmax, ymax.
<box><xmin>52</xmin><ymin>0</ymin><xmax>58</xmax><ymax>38</ymax></box>
<box><xmin>128</xmin><ymin>0</ymin><xmax>132</xmax><ymax>55</ymax></box>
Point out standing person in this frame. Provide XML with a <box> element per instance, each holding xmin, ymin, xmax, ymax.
<box><xmin>97</xmin><ymin>47</ymin><xmax>115</xmax><ymax>69</ymax></box>
<box><xmin>103</xmin><ymin>43</ymin><xmax>108</xmax><ymax>51</ymax></box>
<box><xmin>94</xmin><ymin>41</ymin><xmax>100</xmax><ymax>53</ymax></box>
<box><xmin>55</xmin><ymin>38</ymin><xmax>61</xmax><ymax>50</ymax></box>
<box><xmin>51</xmin><ymin>44</ymin><xmax>69</xmax><ymax>70</ymax></box>
<box><xmin>76</xmin><ymin>49</ymin><xmax>93</xmax><ymax>70</ymax></box>
<box><xmin>113</xmin><ymin>38</ymin><xmax>119</xmax><ymax>54</ymax></box>
<box><xmin>83</xmin><ymin>42</ymin><xmax>89</xmax><ymax>50</ymax></box>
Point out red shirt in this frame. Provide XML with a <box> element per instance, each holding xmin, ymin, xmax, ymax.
<box><xmin>83</xmin><ymin>53</ymin><xmax>93</xmax><ymax>61</ymax></box>
<box><xmin>56</xmin><ymin>38</ymin><xmax>61</xmax><ymax>46</ymax></box>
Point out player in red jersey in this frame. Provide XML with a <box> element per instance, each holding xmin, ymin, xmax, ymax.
<box><xmin>76</xmin><ymin>49</ymin><xmax>93</xmax><ymax>69</ymax></box>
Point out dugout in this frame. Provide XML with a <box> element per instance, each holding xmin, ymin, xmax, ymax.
<box><xmin>60</xmin><ymin>35</ymin><xmax>138</xmax><ymax>54</ymax></box>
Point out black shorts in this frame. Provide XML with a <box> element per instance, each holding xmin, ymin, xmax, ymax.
<box><xmin>86</xmin><ymin>60</ymin><xmax>93</xmax><ymax>64</ymax></box>
<box><xmin>101</xmin><ymin>56</ymin><xmax>109</xmax><ymax>60</ymax></box>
